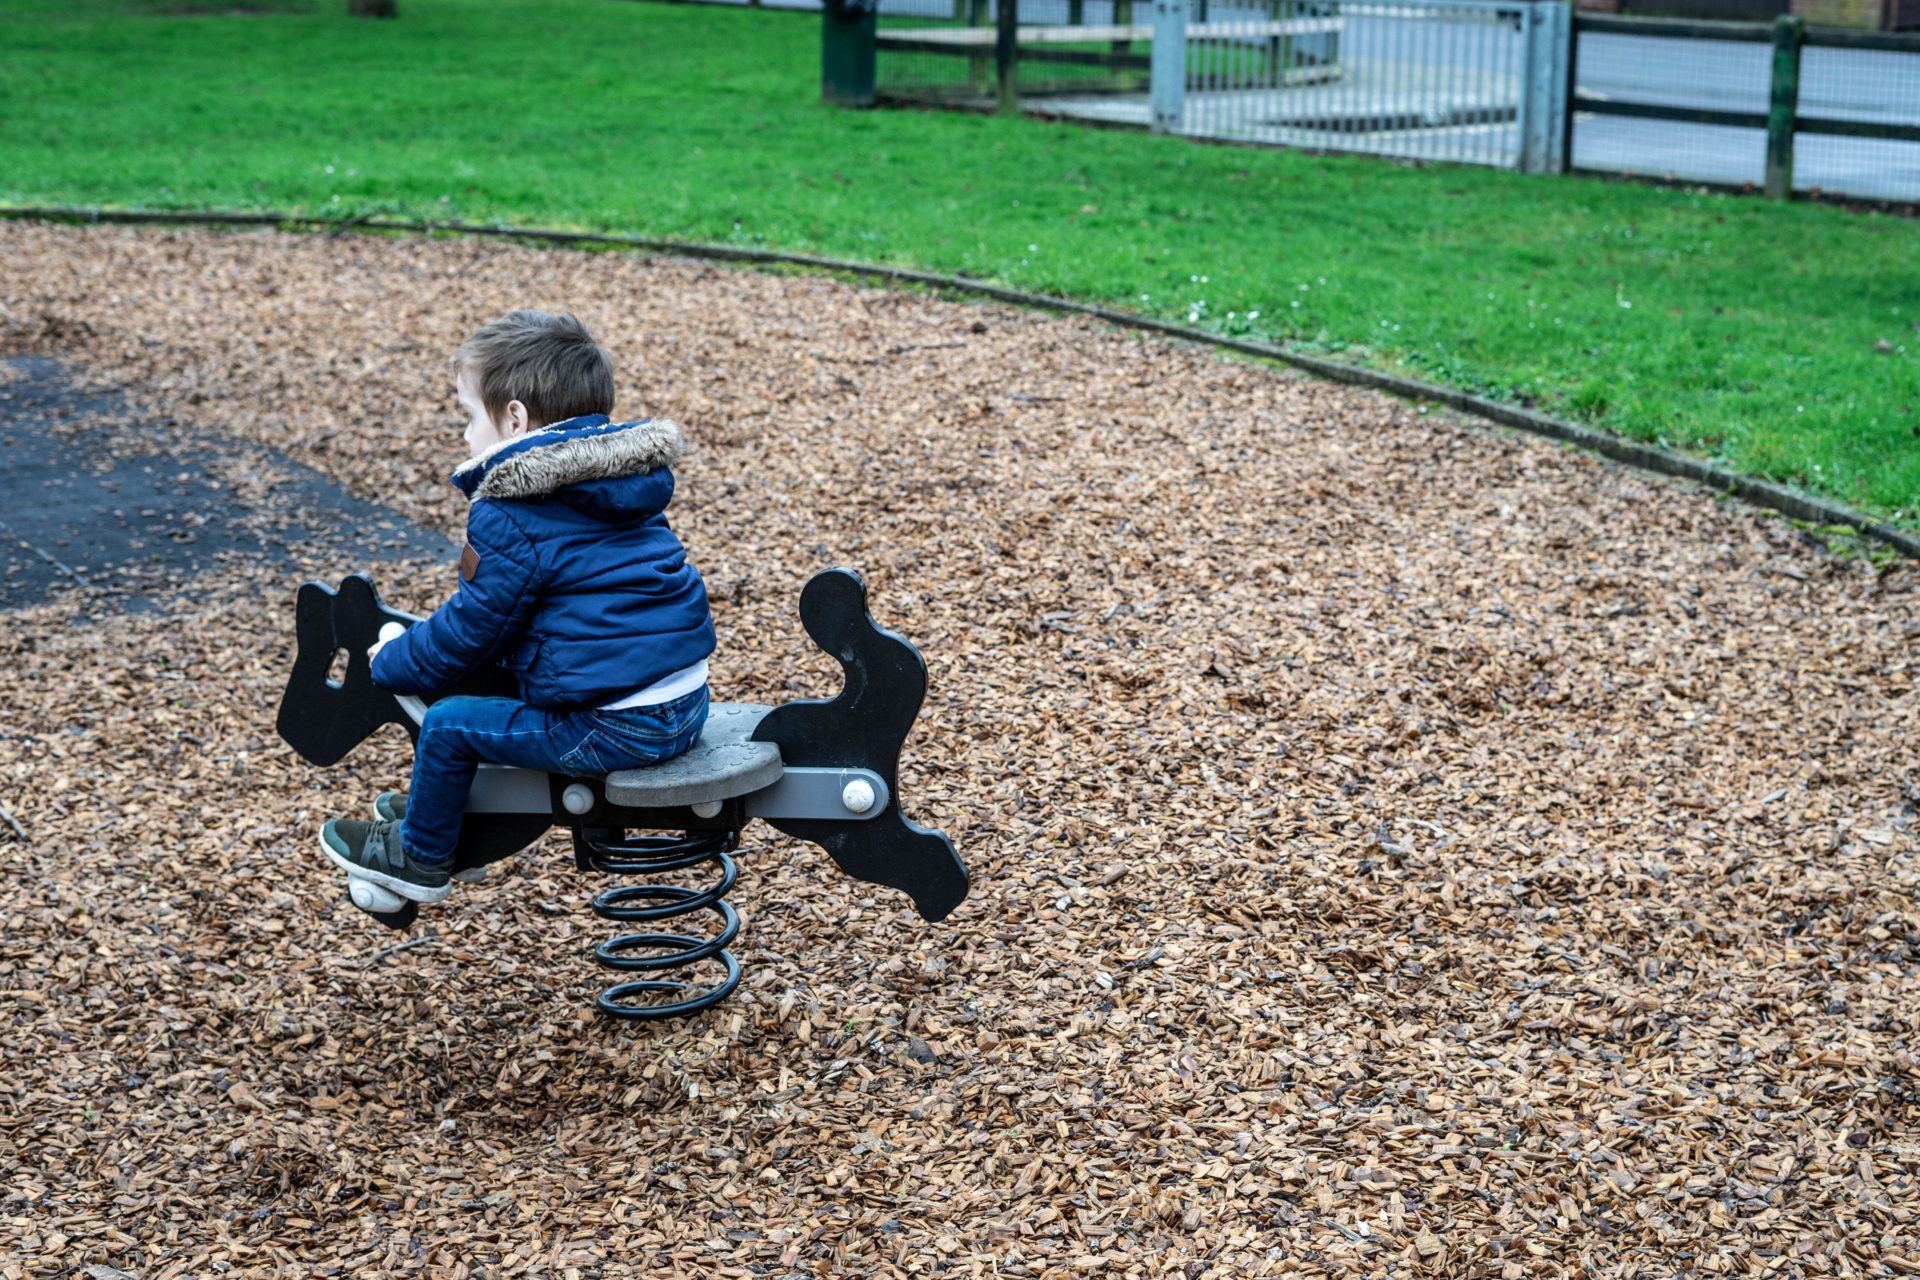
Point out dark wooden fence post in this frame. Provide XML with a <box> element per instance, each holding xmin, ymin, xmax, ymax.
<box><xmin>1764</xmin><ymin>14</ymin><xmax>1803</xmax><ymax>199</ymax></box>
<box><xmin>1561</xmin><ymin>8</ymin><xmax>1580</xmax><ymax>174</ymax></box>
<box><xmin>996</xmin><ymin>0</ymin><xmax>1019</xmax><ymax>113</ymax></box>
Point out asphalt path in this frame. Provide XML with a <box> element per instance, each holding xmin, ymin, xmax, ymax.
<box><xmin>0</xmin><ymin>357</ymin><xmax>453</xmax><ymax>614</ymax></box>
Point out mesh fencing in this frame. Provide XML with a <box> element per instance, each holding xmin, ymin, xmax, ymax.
<box><xmin>1569</xmin><ymin>30</ymin><xmax>1768</xmax><ymax>187</ymax></box>
<box><xmin>876</xmin><ymin>0</ymin><xmax>1153</xmax><ymax>107</ymax></box>
<box><xmin>875</xmin><ymin>0</ymin><xmax>997</xmax><ymax>107</ymax></box>
<box><xmin>1796</xmin><ymin>43</ymin><xmax>1920</xmax><ymax>201</ymax></box>
<box><xmin>1570</xmin><ymin>25</ymin><xmax>1920</xmax><ymax>202</ymax></box>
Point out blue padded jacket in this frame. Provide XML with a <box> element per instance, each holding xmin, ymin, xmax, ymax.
<box><xmin>371</xmin><ymin>414</ymin><xmax>716</xmax><ymax>711</ymax></box>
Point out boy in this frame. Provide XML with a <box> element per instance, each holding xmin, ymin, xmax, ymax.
<box><xmin>320</xmin><ymin>310</ymin><xmax>715</xmax><ymax>904</ymax></box>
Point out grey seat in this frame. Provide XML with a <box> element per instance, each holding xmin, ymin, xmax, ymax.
<box><xmin>602</xmin><ymin>702</ymin><xmax>784</xmax><ymax>807</ymax></box>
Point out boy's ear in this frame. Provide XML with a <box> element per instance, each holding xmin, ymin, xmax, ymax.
<box><xmin>504</xmin><ymin>399</ymin><xmax>532</xmax><ymax>436</ymax></box>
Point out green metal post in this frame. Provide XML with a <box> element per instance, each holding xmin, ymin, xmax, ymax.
<box><xmin>1069</xmin><ymin>0</ymin><xmax>1083</xmax><ymax>24</ymax></box>
<box><xmin>821</xmin><ymin>4</ymin><xmax>878</xmax><ymax>107</ymax></box>
<box><xmin>1764</xmin><ymin>14</ymin><xmax>1803</xmax><ymax>200</ymax></box>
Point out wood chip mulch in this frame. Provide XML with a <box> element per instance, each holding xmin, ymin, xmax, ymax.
<box><xmin>1</xmin><ymin>221</ymin><xmax>1917</xmax><ymax>1279</ymax></box>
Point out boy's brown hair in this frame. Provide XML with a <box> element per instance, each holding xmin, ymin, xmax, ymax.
<box><xmin>454</xmin><ymin>310</ymin><xmax>616</xmax><ymax>428</ymax></box>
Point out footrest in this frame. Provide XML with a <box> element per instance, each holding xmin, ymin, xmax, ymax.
<box><xmin>602</xmin><ymin>702</ymin><xmax>783</xmax><ymax>808</ymax></box>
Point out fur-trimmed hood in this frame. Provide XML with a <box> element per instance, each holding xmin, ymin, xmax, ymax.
<box><xmin>450</xmin><ymin>414</ymin><xmax>686</xmax><ymax>525</ymax></box>
<box><xmin>452</xmin><ymin>414</ymin><xmax>685</xmax><ymax>503</ymax></box>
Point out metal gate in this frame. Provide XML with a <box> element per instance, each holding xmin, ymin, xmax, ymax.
<box><xmin>1150</xmin><ymin>0</ymin><xmax>1570</xmax><ymax>170</ymax></box>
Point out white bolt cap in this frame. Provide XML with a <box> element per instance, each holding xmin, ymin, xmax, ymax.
<box><xmin>691</xmin><ymin>800</ymin><xmax>723</xmax><ymax>819</ymax></box>
<box><xmin>378</xmin><ymin>622</ymin><xmax>407</xmax><ymax>643</ymax></box>
<box><xmin>842</xmin><ymin>778</ymin><xmax>877</xmax><ymax>814</ymax></box>
<box><xmin>562</xmin><ymin>783</ymin><xmax>595</xmax><ymax>815</ymax></box>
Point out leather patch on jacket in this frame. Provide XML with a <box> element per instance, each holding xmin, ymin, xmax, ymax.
<box><xmin>459</xmin><ymin>542</ymin><xmax>481</xmax><ymax>584</ymax></box>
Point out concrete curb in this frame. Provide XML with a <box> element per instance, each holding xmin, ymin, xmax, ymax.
<box><xmin>7</xmin><ymin>204</ymin><xmax>1915</xmax><ymax>562</ymax></box>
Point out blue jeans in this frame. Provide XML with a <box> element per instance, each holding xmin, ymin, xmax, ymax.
<box><xmin>399</xmin><ymin>685</ymin><xmax>710</xmax><ymax>866</ymax></box>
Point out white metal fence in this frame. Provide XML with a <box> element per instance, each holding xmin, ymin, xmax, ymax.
<box><xmin>1148</xmin><ymin>0</ymin><xmax>1569</xmax><ymax>170</ymax></box>
<box><xmin>865</xmin><ymin>0</ymin><xmax>1570</xmax><ymax>171</ymax></box>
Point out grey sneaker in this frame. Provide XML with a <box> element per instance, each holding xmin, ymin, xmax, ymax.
<box><xmin>372</xmin><ymin>793</ymin><xmax>487</xmax><ymax>883</ymax></box>
<box><xmin>320</xmin><ymin>817</ymin><xmax>451</xmax><ymax>904</ymax></box>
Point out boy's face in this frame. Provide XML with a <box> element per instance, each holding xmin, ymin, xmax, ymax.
<box><xmin>457</xmin><ymin>368</ymin><xmax>532</xmax><ymax>458</ymax></box>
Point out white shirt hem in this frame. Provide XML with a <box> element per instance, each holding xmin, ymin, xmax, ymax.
<box><xmin>598</xmin><ymin>658</ymin><xmax>710</xmax><ymax>710</ymax></box>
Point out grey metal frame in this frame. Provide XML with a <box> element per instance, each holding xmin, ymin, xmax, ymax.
<box><xmin>466</xmin><ymin>763</ymin><xmax>893</xmax><ymax>822</ymax></box>
<box><xmin>1151</xmin><ymin>0</ymin><xmax>1188</xmax><ymax>130</ymax></box>
<box><xmin>1517</xmin><ymin>0</ymin><xmax>1569</xmax><ymax>173</ymax></box>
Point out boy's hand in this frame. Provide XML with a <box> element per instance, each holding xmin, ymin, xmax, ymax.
<box><xmin>367</xmin><ymin>620</ymin><xmax>407</xmax><ymax>665</ymax></box>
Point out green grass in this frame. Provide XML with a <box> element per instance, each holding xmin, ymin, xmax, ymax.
<box><xmin>4</xmin><ymin>0</ymin><xmax>1918</xmax><ymax>521</ymax></box>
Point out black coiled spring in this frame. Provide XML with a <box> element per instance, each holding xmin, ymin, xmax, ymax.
<box><xmin>572</xmin><ymin>828</ymin><xmax>745</xmax><ymax>1020</ymax></box>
